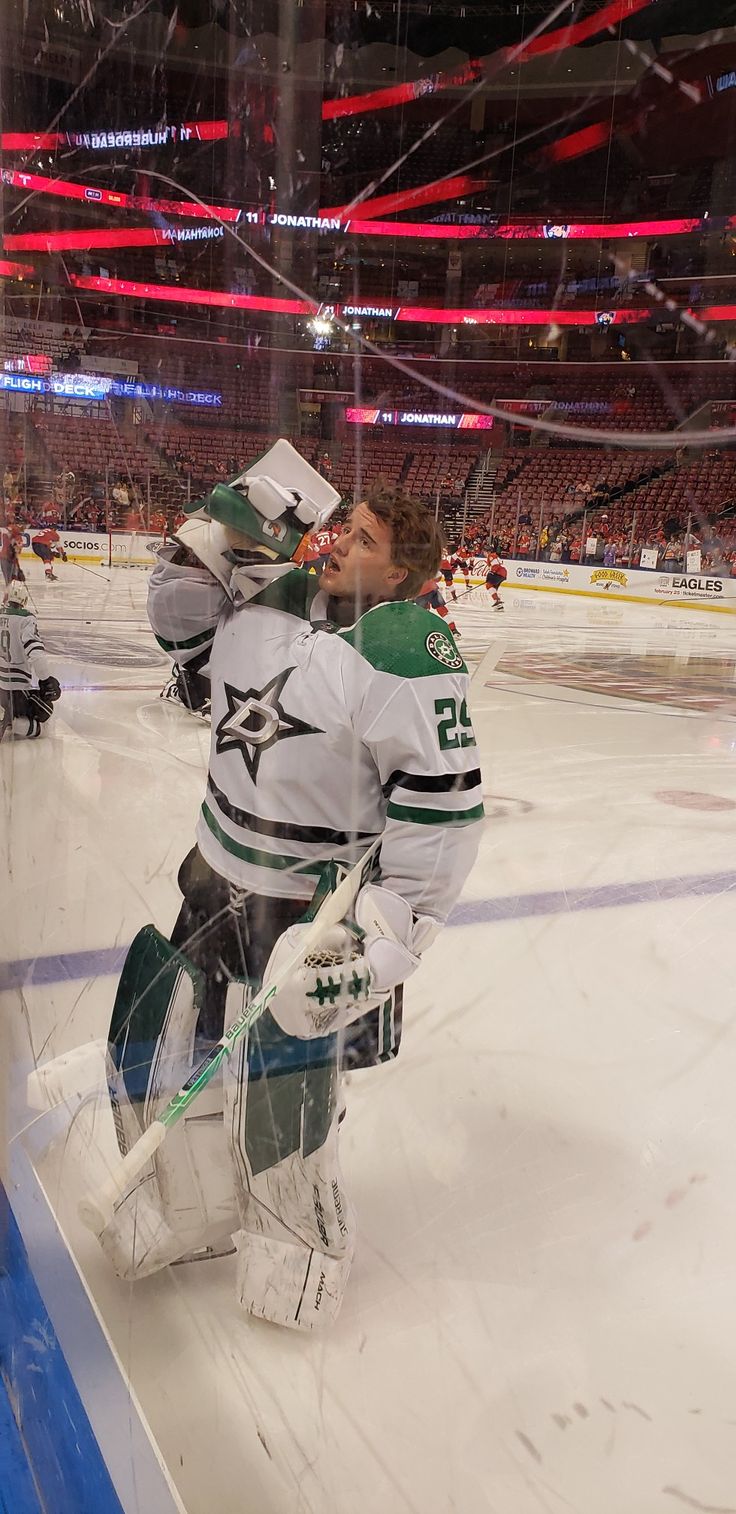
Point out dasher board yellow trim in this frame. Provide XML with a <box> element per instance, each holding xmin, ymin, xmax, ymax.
<box><xmin>498</xmin><ymin>578</ymin><xmax>736</xmax><ymax>615</ymax></box>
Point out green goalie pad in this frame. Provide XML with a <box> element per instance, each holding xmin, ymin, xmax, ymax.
<box><xmin>108</xmin><ymin>925</ymin><xmax>208</xmax><ymax>1140</ymax></box>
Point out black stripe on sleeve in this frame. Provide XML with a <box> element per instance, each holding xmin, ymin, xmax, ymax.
<box><xmin>382</xmin><ymin>767</ymin><xmax>482</xmax><ymax>797</ymax></box>
<box><xmin>207</xmin><ymin>773</ymin><xmax>376</xmax><ymax>847</ymax></box>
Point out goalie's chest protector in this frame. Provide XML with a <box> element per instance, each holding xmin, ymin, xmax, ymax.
<box><xmin>194</xmin><ymin>568</ymin><xmax>469</xmax><ymax>898</ymax></box>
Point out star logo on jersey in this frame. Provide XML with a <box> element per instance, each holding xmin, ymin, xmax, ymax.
<box><xmin>426</xmin><ymin>629</ymin><xmax>463</xmax><ymax>670</ymax></box>
<box><xmin>214</xmin><ymin>667</ymin><xmax>324</xmax><ymax>782</ymax></box>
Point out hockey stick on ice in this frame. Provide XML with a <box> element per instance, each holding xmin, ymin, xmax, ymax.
<box><xmin>78</xmin><ymin>836</ymin><xmax>381</xmax><ymax>1234</ymax></box>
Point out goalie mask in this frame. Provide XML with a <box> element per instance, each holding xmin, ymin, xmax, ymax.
<box><xmin>184</xmin><ymin>438</ymin><xmax>341</xmax><ymax>563</ymax></box>
<box><xmin>4</xmin><ymin>580</ymin><xmax>28</xmax><ymax>608</ymax></box>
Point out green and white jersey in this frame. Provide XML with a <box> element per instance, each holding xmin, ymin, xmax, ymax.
<box><xmin>0</xmin><ymin>605</ymin><xmax>49</xmax><ymax>691</ymax></box>
<box><xmin>148</xmin><ymin>553</ymin><xmax>484</xmax><ymax>922</ymax></box>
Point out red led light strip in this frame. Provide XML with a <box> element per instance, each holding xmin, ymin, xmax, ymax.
<box><xmin>543</xmin><ymin>121</ymin><xmax>616</xmax><ymax>165</ymax></box>
<box><xmin>0</xmin><ymin>169</ymin><xmax>238</xmax><ymax>222</ymax></box>
<box><xmin>67</xmin><ymin>273</ymin><xmax>726</xmax><ymax>329</ymax></box>
<box><xmin>322</xmin><ymin>0</ymin><xmax>655</xmax><ymax>120</ymax></box>
<box><xmin>322</xmin><ymin>175</ymin><xmax>489</xmax><ymax>222</ymax></box>
<box><xmin>1</xmin><ymin>122</ymin><xmax>229</xmax><ymax>151</ymax></box>
<box><xmin>396</xmin><ymin>306</ymin><xmax>652</xmax><ymax>327</ymax></box>
<box><xmin>5</xmin><ymin>228</ymin><xmax>220</xmax><ymax>253</ymax></box>
<box><xmin>0</xmin><ymin>258</ymin><xmax>34</xmax><ymax>277</ymax></box>
<box><xmin>5</xmin><ymin>203</ymin><xmax>730</xmax><ymax>251</ymax></box>
<box><xmin>69</xmin><ymin>274</ymin><xmax>313</xmax><ymax>316</ymax></box>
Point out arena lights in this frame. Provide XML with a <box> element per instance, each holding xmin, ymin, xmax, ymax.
<box><xmin>346</xmin><ymin>407</ymin><xmax>493</xmax><ymax>429</ymax></box>
<box><xmin>1</xmin><ymin>122</ymin><xmax>229</xmax><ymax>151</ymax></box>
<box><xmin>322</xmin><ymin>0</ymin><xmax>654</xmax><ymax>119</ymax></box>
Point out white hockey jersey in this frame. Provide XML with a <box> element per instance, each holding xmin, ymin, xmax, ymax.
<box><xmin>0</xmin><ymin>605</ymin><xmax>50</xmax><ymax>692</ymax></box>
<box><xmin>148</xmin><ymin>551</ymin><xmax>484</xmax><ymax>923</ymax></box>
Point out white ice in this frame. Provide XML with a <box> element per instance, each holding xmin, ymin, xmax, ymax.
<box><xmin>2</xmin><ymin>561</ymin><xmax>736</xmax><ymax>1514</ymax></box>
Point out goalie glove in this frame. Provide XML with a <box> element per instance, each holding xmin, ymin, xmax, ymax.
<box><xmin>182</xmin><ymin>438</ymin><xmax>341</xmax><ymax>566</ymax></box>
<box><xmin>265</xmin><ymin>886</ymin><xmax>439</xmax><ymax>1041</ymax></box>
<box><xmin>265</xmin><ymin>925</ymin><xmax>381</xmax><ymax>1041</ymax></box>
<box><xmin>38</xmin><ymin>675</ymin><xmax>61</xmax><ymax>703</ymax></box>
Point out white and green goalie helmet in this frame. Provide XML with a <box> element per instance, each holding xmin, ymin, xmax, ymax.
<box><xmin>185</xmin><ymin>438</ymin><xmax>342</xmax><ymax>562</ymax></box>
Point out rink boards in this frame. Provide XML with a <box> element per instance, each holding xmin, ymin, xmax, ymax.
<box><xmin>18</xmin><ymin>528</ymin><xmax>164</xmax><ymax>569</ymax></box>
<box><xmin>17</xmin><ymin>529</ymin><xmax>736</xmax><ymax>608</ymax></box>
<box><xmin>464</xmin><ymin>558</ymin><xmax>736</xmax><ymax>612</ymax></box>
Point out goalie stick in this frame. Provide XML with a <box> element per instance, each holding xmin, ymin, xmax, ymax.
<box><xmin>78</xmin><ymin>836</ymin><xmax>381</xmax><ymax>1234</ymax></box>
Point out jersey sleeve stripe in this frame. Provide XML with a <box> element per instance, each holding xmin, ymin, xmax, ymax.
<box><xmin>207</xmin><ymin>773</ymin><xmax>375</xmax><ymax>848</ymax></box>
<box><xmin>386</xmin><ymin>800</ymin><xmax>485</xmax><ymax>827</ymax></box>
<box><xmin>382</xmin><ymin>767</ymin><xmax>482</xmax><ymax>795</ymax></box>
<box><xmin>154</xmin><ymin>627</ymin><xmax>216</xmax><ymax>654</ymax></box>
<box><xmin>200</xmin><ymin>802</ymin><xmax>323</xmax><ymax>874</ymax></box>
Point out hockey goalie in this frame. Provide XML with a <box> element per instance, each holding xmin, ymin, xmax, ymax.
<box><xmin>37</xmin><ymin>441</ymin><xmax>484</xmax><ymax>1330</ymax></box>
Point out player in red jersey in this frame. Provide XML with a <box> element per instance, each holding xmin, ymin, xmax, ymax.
<box><xmin>0</xmin><ymin>524</ymin><xmax>25</xmax><ymax>587</ymax></box>
<box><xmin>32</xmin><ymin>527</ymin><xmax>67</xmax><ymax>581</ymax></box>
<box><xmin>452</xmin><ymin>549</ymin><xmax>471</xmax><ymax>592</ymax></box>
<box><xmin>415</xmin><ymin>576</ymin><xmax>461</xmax><ymax>637</ymax></box>
<box><xmin>483</xmin><ymin>551</ymin><xmax>507</xmax><ymax>611</ymax></box>
<box><xmin>439</xmin><ymin>553</ymin><xmax>457</xmax><ymax>600</ymax></box>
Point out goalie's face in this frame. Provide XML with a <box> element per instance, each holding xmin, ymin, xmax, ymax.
<box><xmin>320</xmin><ymin>502</ymin><xmax>408</xmax><ymax>606</ymax></box>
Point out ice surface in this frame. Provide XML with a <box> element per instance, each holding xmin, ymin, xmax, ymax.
<box><xmin>3</xmin><ymin>563</ymin><xmax>736</xmax><ymax>1514</ymax></box>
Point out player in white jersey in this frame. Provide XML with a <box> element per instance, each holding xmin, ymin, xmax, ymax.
<box><xmin>0</xmin><ymin>581</ymin><xmax>61</xmax><ymax>739</ymax></box>
<box><xmin>86</xmin><ymin>442</ymin><xmax>483</xmax><ymax>1330</ymax></box>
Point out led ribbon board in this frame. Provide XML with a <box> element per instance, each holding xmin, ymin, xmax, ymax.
<box><xmin>3</xmin><ymin>173</ymin><xmax>731</xmax><ymax>243</ymax></box>
<box><xmin>346</xmin><ymin>407</ymin><xmax>493</xmax><ymax>428</ymax></box>
<box><xmin>1</xmin><ymin>122</ymin><xmax>230</xmax><ymax>150</ymax></box>
<box><xmin>0</xmin><ymin>371</ymin><xmax>222</xmax><ymax>406</ymax></box>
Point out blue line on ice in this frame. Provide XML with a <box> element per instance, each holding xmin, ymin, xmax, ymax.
<box><xmin>2</xmin><ymin>868</ymin><xmax>735</xmax><ymax>991</ymax></box>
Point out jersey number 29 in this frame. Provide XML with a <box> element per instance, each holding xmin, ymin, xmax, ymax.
<box><xmin>434</xmin><ymin>696</ymin><xmax>475</xmax><ymax>751</ymax></box>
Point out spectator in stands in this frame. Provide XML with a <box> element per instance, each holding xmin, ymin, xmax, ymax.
<box><xmin>3</xmin><ymin>467</ymin><xmax>15</xmax><ymax>504</ymax></box>
<box><xmin>112</xmin><ymin>478</ymin><xmax>130</xmax><ymax>515</ymax></box>
<box><xmin>663</xmin><ymin>536</ymin><xmax>683</xmax><ymax>572</ymax></box>
<box><xmin>517</xmin><ymin>527</ymin><xmax>532</xmax><ymax>560</ymax></box>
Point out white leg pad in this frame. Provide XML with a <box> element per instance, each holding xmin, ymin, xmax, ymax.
<box><xmin>62</xmin><ymin>1090</ymin><xmax>185</xmax><ymax>1280</ymax></box>
<box><xmin>27</xmin><ymin>1039</ymin><xmax>110</xmax><ymax>1111</ymax></box>
<box><xmin>233</xmin><ymin>1229</ymin><xmax>352</xmax><ymax>1330</ymax></box>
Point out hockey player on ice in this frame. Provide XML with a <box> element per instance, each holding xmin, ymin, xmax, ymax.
<box><xmin>483</xmin><ymin>550</ymin><xmax>507</xmax><ymax>611</ymax></box>
<box><xmin>439</xmin><ymin>551</ymin><xmax>457</xmax><ymax>601</ymax></box>
<box><xmin>0</xmin><ymin>523</ymin><xmax>25</xmax><ymax>588</ymax></box>
<box><xmin>0</xmin><ymin>580</ymin><xmax>61</xmax><ymax>740</ymax></box>
<box><xmin>71</xmin><ymin>443</ymin><xmax>483</xmax><ymax>1330</ymax></box>
<box><xmin>415</xmin><ymin>572</ymin><xmax>461</xmax><ymax>637</ymax></box>
<box><xmin>31</xmin><ymin>527</ymin><xmax>67</xmax><ymax>581</ymax></box>
<box><xmin>451</xmin><ymin>548</ymin><xmax>471</xmax><ymax>594</ymax></box>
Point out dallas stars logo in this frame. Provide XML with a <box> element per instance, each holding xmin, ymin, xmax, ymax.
<box><xmin>426</xmin><ymin>628</ymin><xmax>463</xmax><ymax>670</ymax></box>
<box><xmin>215</xmin><ymin>667</ymin><xmax>324</xmax><ymax>782</ymax></box>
